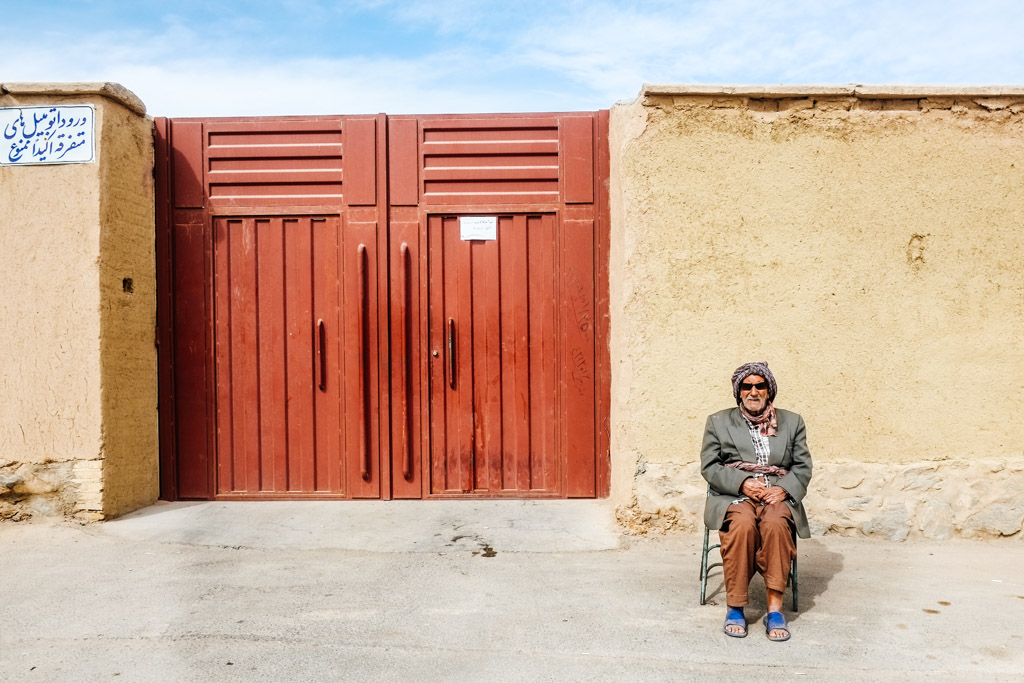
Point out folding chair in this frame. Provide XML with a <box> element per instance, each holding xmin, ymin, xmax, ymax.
<box><xmin>699</xmin><ymin>486</ymin><xmax>798</xmax><ymax>611</ymax></box>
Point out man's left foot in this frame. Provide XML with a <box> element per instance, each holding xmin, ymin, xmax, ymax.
<box><xmin>763</xmin><ymin>611</ymin><xmax>791</xmax><ymax>641</ymax></box>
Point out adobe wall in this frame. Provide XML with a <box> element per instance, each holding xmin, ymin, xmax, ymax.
<box><xmin>0</xmin><ymin>83</ymin><xmax>157</xmax><ymax>520</ymax></box>
<box><xmin>608</xmin><ymin>85</ymin><xmax>1024</xmax><ymax>540</ymax></box>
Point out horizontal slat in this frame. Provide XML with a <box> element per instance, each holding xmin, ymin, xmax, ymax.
<box><xmin>208</xmin><ymin>131</ymin><xmax>342</xmax><ymax>146</ymax></box>
<box><xmin>209</xmin><ymin>197</ymin><xmax>343</xmax><ymax>209</ymax></box>
<box><xmin>423</xmin><ymin>127</ymin><xmax>558</xmax><ymax>143</ymax></box>
<box><xmin>207</xmin><ymin>197</ymin><xmax>346</xmax><ymax>210</ymax></box>
<box><xmin>423</xmin><ymin>189</ymin><xmax>559</xmax><ymax>197</ymax></box>
<box><xmin>210</xmin><ymin>157</ymin><xmax>342</xmax><ymax>171</ymax></box>
<box><xmin>422</xmin><ymin>166</ymin><xmax>558</xmax><ymax>182</ymax></box>
<box><xmin>424</xmin><ymin>154</ymin><xmax>558</xmax><ymax>169</ymax></box>
<box><xmin>419</xmin><ymin>117</ymin><xmax>559</xmax><ymax>131</ymax></box>
<box><xmin>204</xmin><ymin>119</ymin><xmax>344</xmax><ymax>134</ymax></box>
<box><xmin>424</xmin><ymin>179</ymin><xmax>557</xmax><ymax>194</ymax></box>
<box><xmin>422</xmin><ymin>191</ymin><xmax>558</xmax><ymax>205</ymax></box>
<box><xmin>210</xmin><ymin>183</ymin><xmax>343</xmax><ymax>198</ymax></box>
<box><xmin>208</xmin><ymin>143</ymin><xmax>343</xmax><ymax>159</ymax></box>
<box><xmin>422</xmin><ymin>140</ymin><xmax>558</xmax><ymax>156</ymax></box>
<box><xmin>208</xmin><ymin>169</ymin><xmax>343</xmax><ymax>185</ymax></box>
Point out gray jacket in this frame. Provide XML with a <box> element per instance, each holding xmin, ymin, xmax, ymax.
<box><xmin>700</xmin><ymin>407</ymin><xmax>813</xmax><ymax>538</ymax></box>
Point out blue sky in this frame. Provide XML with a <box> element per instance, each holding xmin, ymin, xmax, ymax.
<box><xmin>4</xmin><ymin>1</ymin><xmax>1024</xmax><ymax>116</ymax></box>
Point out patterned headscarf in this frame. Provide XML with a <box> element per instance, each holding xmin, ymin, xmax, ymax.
<box><xmin>731</xmin><ymin>361</ymin><xmax>778</xmax><ymax>405</ymax></box>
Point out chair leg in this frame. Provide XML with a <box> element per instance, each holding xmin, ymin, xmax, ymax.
<box><xmin>700</xmin><ymin>526</ymin><xmax>710</xmax><ymax>605</ymax></box>
<box><xmin>791</xmin><ymin>554</ymin><xmax>799</xmax><ymax>612</ymax></box>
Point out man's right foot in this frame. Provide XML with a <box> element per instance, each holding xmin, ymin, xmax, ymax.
<box><xmin>723</xmin><ymin>606</ymin><xmax>747</xmax><ymax>638</ymax></box>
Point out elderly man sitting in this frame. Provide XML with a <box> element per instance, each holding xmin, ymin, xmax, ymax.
<box><xmin>700</xmin><ymin>361</ymin><xmax>812</xmax><ymax>641</ymax></box>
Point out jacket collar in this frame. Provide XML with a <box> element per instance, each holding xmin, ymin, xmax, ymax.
<box><xmin>727</xmin><ymin>407</ymin><xmax>786</xmax><ymax>464</ymax></box>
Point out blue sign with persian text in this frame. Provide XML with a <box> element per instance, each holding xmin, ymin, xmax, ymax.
<box><xmin>1</xmin><ymin>105</ymin><xmax>95</xmax><ymax>165</ymax></box>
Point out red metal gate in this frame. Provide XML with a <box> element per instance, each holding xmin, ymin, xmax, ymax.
<box><xmin>156</xmin><ymin>111</ymin><xmax>609</xmax><ymax>500</ymax></box>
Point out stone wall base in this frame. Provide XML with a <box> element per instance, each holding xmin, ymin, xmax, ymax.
<box><xmin>617</xmin><ymin>459</ymin><xmax>1024</xmax><ymax>541</ymax></box>
<box><xmin>0</xmin><ymin>459</ymin><xmax>103</xmax><ymax>522</ymax></box>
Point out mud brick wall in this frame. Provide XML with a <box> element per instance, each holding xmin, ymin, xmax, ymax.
<box><xmin>0</xmin><ymin>83</ymin><xmax>156</xmax><ymax>520</ymax></box>
<box><xmin>608</xmin><ymin>85</ymin><xmax>1024</xmax><ymax>540</ymax></box>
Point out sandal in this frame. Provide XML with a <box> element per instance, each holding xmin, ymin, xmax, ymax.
<box><xmin>723</xmin><ymin>606</ymin><xmax>747</xmax><ymax>638</ymax></box>
<box><xmin>763</xmin><ymin>611</ymin><xmax>791</xmax><ymax>642</ymax></box>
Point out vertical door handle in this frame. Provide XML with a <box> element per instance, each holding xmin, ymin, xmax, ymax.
<box><xmin>316</xmin><ymin>319</ymin><xmax>326</xmax><ymax>392</ymax></box>
<box><xmin>447</xmin><ymin>317</ymin><xmax>456</xmax><ymax>390</ymax></box>
<box><xmin>400</xmin><ymin>242</ymin><xmax>414</xmax><ymax>482</ymax></box>
<box><xmin>357</xmin><ymin>244</ymin><xmax>372</xmax><ymax>482</ymax></box>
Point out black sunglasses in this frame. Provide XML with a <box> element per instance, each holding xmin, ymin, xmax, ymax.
<box><xmin>739</xmin><ymin>382</ymin><xmax>768</xmax><ymax>391</ymax></box>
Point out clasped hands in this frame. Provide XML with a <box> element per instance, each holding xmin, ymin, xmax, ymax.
<box><xmin>740</xmin><ymin>477</ymin><xmax>788</xmax><ymax>505</ymax></box>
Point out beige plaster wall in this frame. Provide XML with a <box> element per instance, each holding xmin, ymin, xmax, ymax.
<box><xmin>0</xmin><ymin>83</ymin><xmax>156</xmax><ymax>520</ymax></box>
<box><xmin>97</xmin><ymin>92</ymin><xmax>158</xmax><ymax>518</ymax></box>
<box><xmin>609</xmin><ymin>86</ymin><xmax>1024</xmax><ymax>540</ymax></box>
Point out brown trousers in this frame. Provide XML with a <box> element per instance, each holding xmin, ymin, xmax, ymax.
<box><xmin>719</xmin><ymin>499</ymin><xmax>796</xmax><ymax>607</ymax></box>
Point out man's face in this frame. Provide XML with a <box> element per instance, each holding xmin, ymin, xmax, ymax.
<box><xmin>739</xmin><ymin>374</ymin><xmax>769</xmax><ymax>415</ymax></box>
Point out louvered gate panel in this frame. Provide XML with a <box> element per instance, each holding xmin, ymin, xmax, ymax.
<box><xmin>206</xmin><ymin>120</ymin><xmax>344</xmax><ymax>207</ymax></box>
<box><xmin>421</xmin><ymin>118</ymin><xmax>560</xmax><ymax>205</ymax></box>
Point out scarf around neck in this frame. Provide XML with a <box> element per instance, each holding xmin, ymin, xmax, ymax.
<box><xmin>740</xmin><ymin>401</ymin><xmax>778</xmax><ymax>437</ymax></box>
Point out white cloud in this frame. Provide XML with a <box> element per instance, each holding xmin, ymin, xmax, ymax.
<box><xmin>513</xmin><ymin>0</ymin><xmax>1024</xmax><ymax>93</ymax></box>
<box><xmin>2</xmin><ymin>0</ymin><xmax>1022</xmax><ymax>116</ymax></box>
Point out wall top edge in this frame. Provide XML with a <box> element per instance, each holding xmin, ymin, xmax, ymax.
<box><xmin>639</xmin><ymin>83</ymin><xmax>1024</xmax><ymax>99</ymax></box>
<box><xmin>0</xmin><ymin>82</ymin><xmax>146</xmax><ymax>116</ymax></box>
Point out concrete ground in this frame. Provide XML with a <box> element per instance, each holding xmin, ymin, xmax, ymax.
<box><xmin>1</xmin><ymin>501</ymin><xmax>1022</xmax><ymax>682</ymax></box>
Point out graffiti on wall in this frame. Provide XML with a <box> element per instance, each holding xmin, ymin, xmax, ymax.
<box><xmin>1</xmin><ymin>105</ymin><xmax>95</xmax><ymax>165</ymax></box>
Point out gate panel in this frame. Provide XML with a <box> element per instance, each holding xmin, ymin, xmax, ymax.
<box><xmin>343</xmin><ymin>221</ymin><xmax>381</xmax><ymax>498</ymax></box>
<box><xmin>255</xmin><ymin>218</ymin><xmax>288</xmax><ymax>490</ymax></box>
<box><xmin>428</xmin><ymin>215</ymin><xmax>473</xmax><ymax>493</ymax></box>
<box><xmin>342</xmin><ymin>119</ymin><xmax>378</xmax><ymax>206</ymax></box>
<box><xmin>172</xmin><ymin>218</ymin><xmax>210</xmax><ymax>498</ymax></box>
<box><xmin>389</xmin><ymin>220</ymin><xmax>423</xmax><ymax>498</ymax></box>
<box><xmin>561</xmin><ymin>117</ymin><xmax>595</xmax><ymax>204</ymax></box>
<box><xmin>312</xmin><ymin>217</ymin><xmax>344</xmax><ymax>493</ymax></box>
<box><xmin>388</xmin><ymin>120</ymin><xmax>419</xmax><ymax>206</ymax></box>
<box><xmin>171</xmin><ymin>121</ymin><xmax>204</xmax><ymax>209</ymax></box>
<box><xmin>428</xmin><ymin>214</ymin><xmax>560</xmax><ymax>496</ymax></box>
<box><xmin>524</xmin><ymin>215</ymin><xmax>559</xmax><ymax>493</ymax></box>
<box><xmin>212</xmin><ymin>215</ymin><xmax>354</xmax><ymax>496</ymax></box>
<box><xmin>498</xmin><ymin>216</ymin><xmax>531</xmax><ymax>491</ymax></box>
<box><xmin>562</xmin><ymin>219</ymin><xmax>597</xmax><ymax>496</ymax></box>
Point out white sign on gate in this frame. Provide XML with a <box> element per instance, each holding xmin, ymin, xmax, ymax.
<box><xmin>1</xmin><ymin>105</ymin><xmax>95</xmax><ymax>166</ymax></box>
<box><xmin>459</xmin><ymin>216</ymin><xmax>498</xmax><ymax>241</ymax></box>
